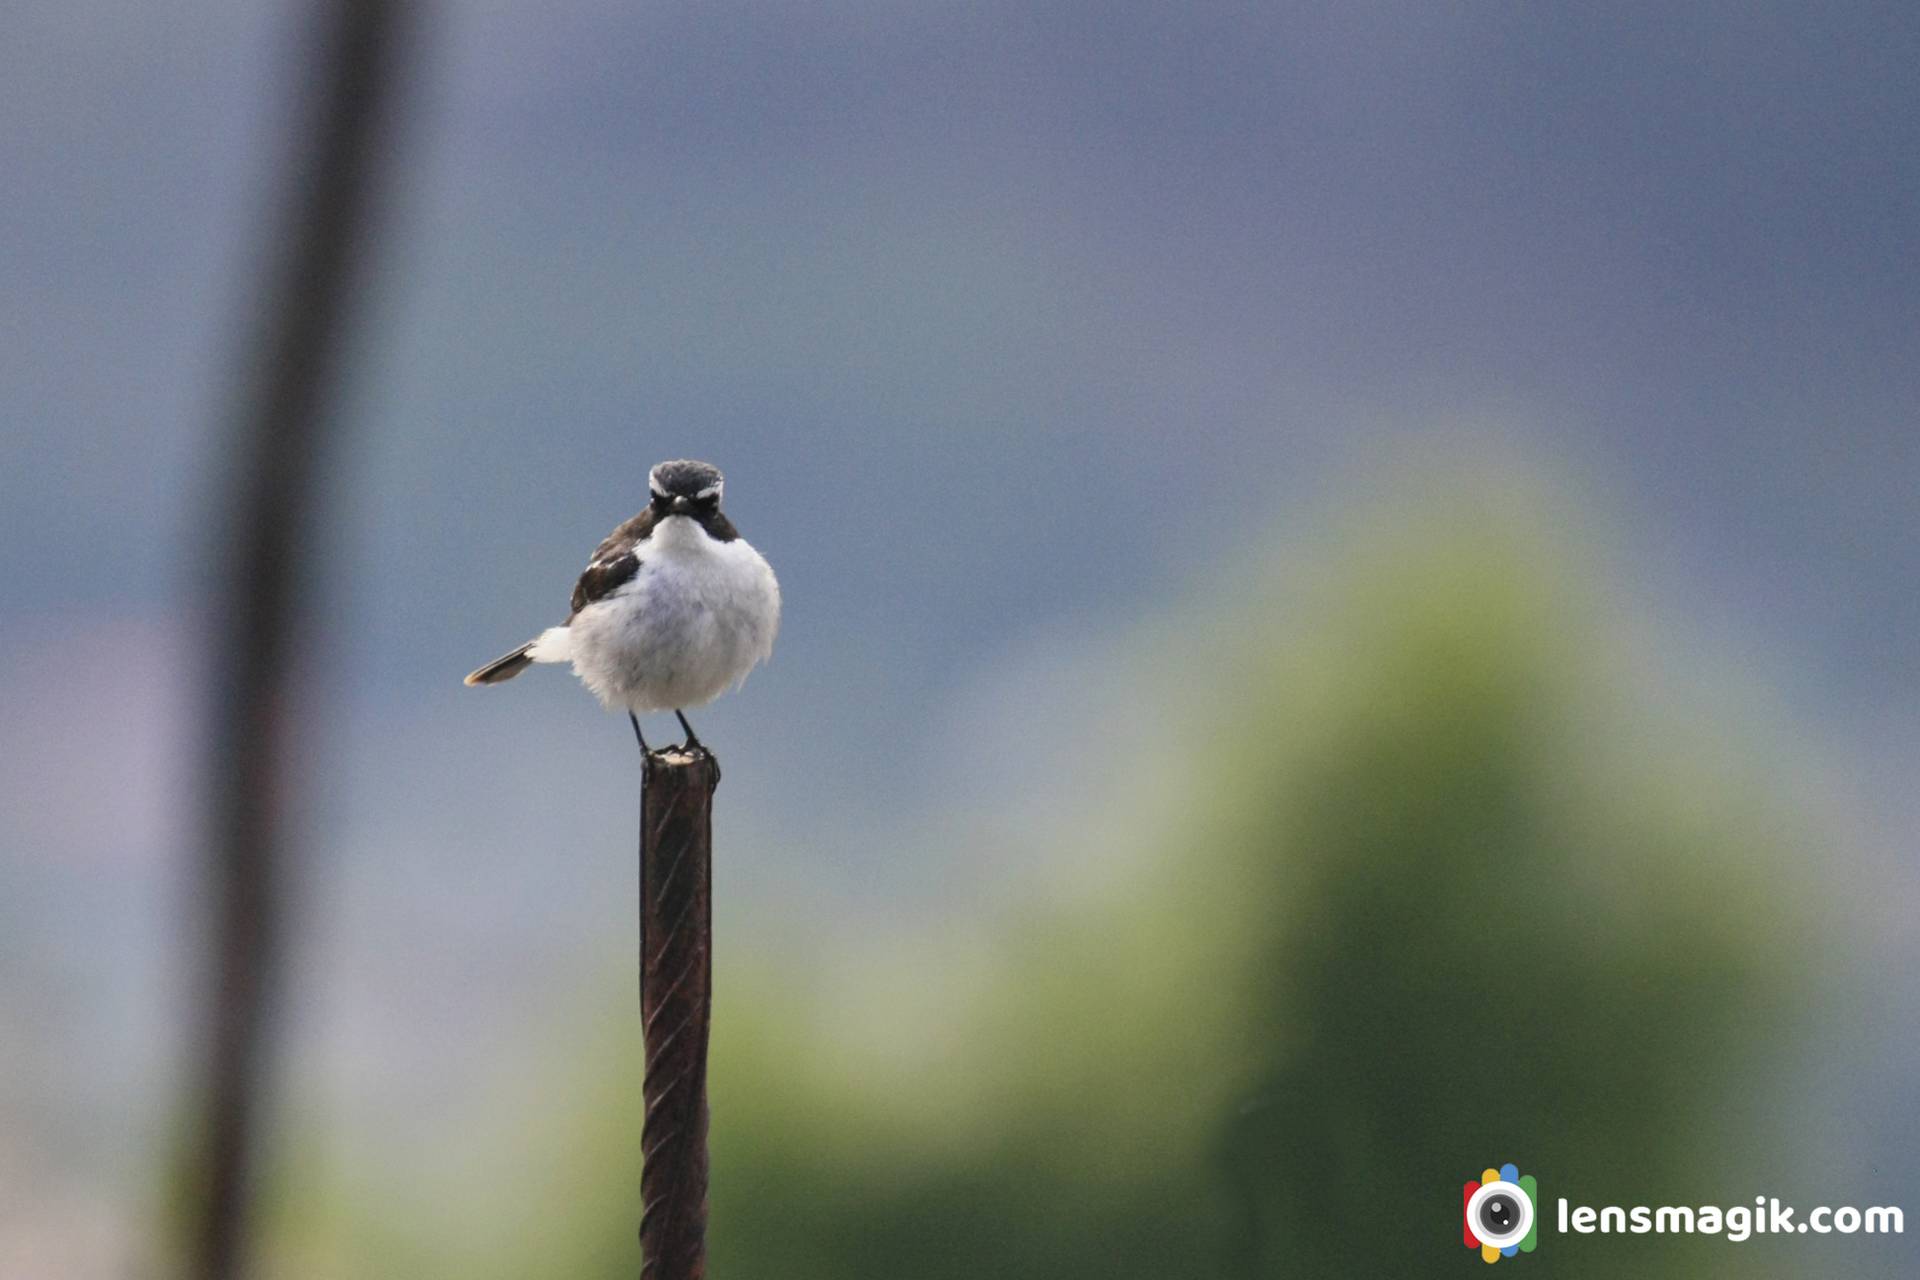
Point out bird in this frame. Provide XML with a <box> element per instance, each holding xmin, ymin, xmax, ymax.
<box><xmin>465</xmin><ymin>459</ymin><xmax>780</xmax><ymax>753</ymax></box>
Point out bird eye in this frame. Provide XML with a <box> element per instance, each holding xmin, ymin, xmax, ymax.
<box><xmin>650</xmin><ymin>491</ymin><xmax>672</xmax><ymax>510</ymax></box>
<box><xmin>693</xmin><ymin>493</ymin><xmax>718</xmax><ymax>511</ymax></box>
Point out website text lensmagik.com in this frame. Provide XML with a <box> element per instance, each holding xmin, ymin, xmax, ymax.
<box><xmin>1557</xmin><ymin>1197</ymin><xmax>1904</xmax><ymax>1242</ymax></box>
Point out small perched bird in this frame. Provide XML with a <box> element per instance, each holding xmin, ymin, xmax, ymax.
<box><xmin>465</xmin><ymin>460</ymin><xmax>780</xmax><ymax>751</ymax></box>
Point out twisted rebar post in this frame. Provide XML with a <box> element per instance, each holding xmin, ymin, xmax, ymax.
<box><xmin>637</xmin><ymin>746</ymin><xmax>720</xmax><ymax>1279</ymax></box>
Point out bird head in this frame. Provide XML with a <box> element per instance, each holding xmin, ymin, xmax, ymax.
<box><xmin>648</xmin><ymin>460</ymin><xmax>724</xmax><ymax>517</ymax></box>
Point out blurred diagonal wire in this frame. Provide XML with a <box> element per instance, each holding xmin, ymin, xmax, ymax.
<box><xmin>183</xmin><ymin>2</ymin><xmax>409</xmax><ymax>1277</ymax></box>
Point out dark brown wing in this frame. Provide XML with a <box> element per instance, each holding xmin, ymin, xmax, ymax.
<box><xmin>569</xmin><ymin>508</ymin><xmax>655</xmax><ymax>616</ymax></box>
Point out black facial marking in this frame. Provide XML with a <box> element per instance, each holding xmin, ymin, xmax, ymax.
<box><xmin>694</xmin><ymin>508</ymin><xmax>739</xmax><ymax>542</ymax></box>
<box><xmin>642</xmin><ymin>468</ymin><xmax>737</xmax><ymax>541</ymax></box>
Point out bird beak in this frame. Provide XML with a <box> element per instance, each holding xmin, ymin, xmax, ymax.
<box><xmin>669</xmin><ymin>496</ymin><xmax>693</xmax><ymax>515</ymax></box>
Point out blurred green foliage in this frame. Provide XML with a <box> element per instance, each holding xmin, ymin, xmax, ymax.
<box><xmin>308</xmin><ymin>496</ymin><xmax>1820</xmax><ymax>1278</ymax></box>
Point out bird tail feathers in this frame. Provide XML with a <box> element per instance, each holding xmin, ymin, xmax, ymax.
<box><xmin>464</xmin><ymin>644</ymin><xmax>534</xmax><ymax>686</ymax></box>
<box><xmin>463</xmin><ymin>627</ymin><xmax>572</xmax><ymax>687</ymax></box>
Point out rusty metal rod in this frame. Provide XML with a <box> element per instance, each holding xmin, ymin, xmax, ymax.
<box><xmin>637</xmin><ymin>746</ymin><xmax>720</xmax><ymax>1279</ymax></box>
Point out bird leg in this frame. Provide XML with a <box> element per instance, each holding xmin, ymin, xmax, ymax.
<box><xmin>674</xmin><ymin>710</ymin><xmax>703</xmax><ymax>753</ymax></box>
<box><xmin>629</xmin><ymin>711</ymin><xmax>649</xmax><ymax>755</ymax></box>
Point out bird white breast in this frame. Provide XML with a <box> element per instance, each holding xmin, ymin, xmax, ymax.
<box><xmin>565</xmin><ymin>517</ymin><xmax>781</xmax><ymax>713</ymax></box>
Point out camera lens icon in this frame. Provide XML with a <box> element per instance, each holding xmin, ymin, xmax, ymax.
<box><xmin>1467</xmin><ymin>1181</ymin><xmax>1533</xmax><ymax>1250</ymax></box>
<box><xmin>1462</xmin><ymin>1164</ymin><xmax>1539</xmax><ymax>1263</ymax></box>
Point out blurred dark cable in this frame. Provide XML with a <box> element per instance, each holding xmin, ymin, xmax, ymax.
<box><xmin>183</xmin><ymin>2</ymin><xmax>409</xmax><ymax>1277</ymax></box>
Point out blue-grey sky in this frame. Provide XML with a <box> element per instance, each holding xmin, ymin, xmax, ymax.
<box><xmin>2</xmin><ymin>0</ymin><xmax>1916</xmax><ymax>1270</ymax></box>
<box><xmin>7</xmin><ymin>2</ymin><xmax>1917</xmax><ymax>681</ymax></box>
